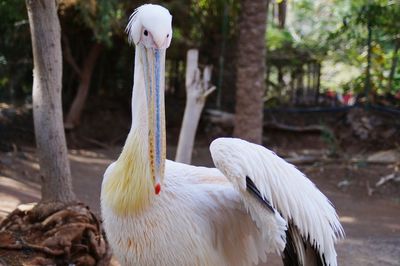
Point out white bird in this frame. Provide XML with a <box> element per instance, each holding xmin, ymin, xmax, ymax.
<box><xmin>101</xmin><ymin>4</ymin><xmax>344</xmax><ymax>266</ymax></box>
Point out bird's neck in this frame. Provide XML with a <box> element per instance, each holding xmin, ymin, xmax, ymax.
<box><xmin>102</xmin><ymin>49</ymin><xmax>154</xmax><ymax>216</ymax></box>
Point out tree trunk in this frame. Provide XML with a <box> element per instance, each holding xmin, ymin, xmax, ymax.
<box><xmin>278</xmin><ymin>0</ymin><xmax>287</xmax><ymax>29</ymax></box>
<box><xmin>234</xmin><ymin>0</ymin><xmax>269</xmax><ymax>144</ymax></box>
<box><xmin>64</xmin><ymin>42</ymin><xmax>102</xmax><ymax>129</ymax></box>
<box><xmin>266</xmin><ymin>65</ymin><xmax>271</xmax><ymax>92</ymax></box>
<box><xmin>306</xmin><ymin>63</ymin><xmax>312</xmax><ymax>104</ymax></box>
<box><xmin>26</xmin><ymin>0</ymin><xmax>75</xmax><ymax>202</ymax></box>
<box><xmin>315</xmin><ymin>63</ymin><xmax>321</xmax><ymax>104</ymax></box>
<box><xmin>175</xmin><ymin>49</ymin><xmax>215</xmax><ymax>164</ymax></box>
<box><xmin>365</xmin><ymin>20</ymin><xmax>373</xmax><ymax>102</ymax></box>
<box><xmin>277</xmin><ymin>66</ymin><xmax>284</xmax><ymax>98</ymax></box>
<box><xmin>290</xmin><ymin>70</ymin><xmax>296</xmax><ymax>105</ymax></box>
<box><xmin>388</xmin><ymin>39</ymin><xmax>400</xmax><ymax>92</ymax></box>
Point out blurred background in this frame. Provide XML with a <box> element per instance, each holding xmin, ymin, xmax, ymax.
<box><xmin>0</xmin><ymin>0</ymin><xmax>399</xmax><ymax>265</ymax></box>
<box><xmin>0</xmin><ymin>0</ymin><xmax>399</xmax><ymax>149</ymax></box>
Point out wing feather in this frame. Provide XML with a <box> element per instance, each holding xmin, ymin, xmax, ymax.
<box><xmin>210</xmin><ymin>138</ymin><xmax>344</xmax><ymax>266</ymax></box>
<box><xmin>246</xmin><ymin>176</ymin><xmax>275</xmax><ymax>212</ymax></box>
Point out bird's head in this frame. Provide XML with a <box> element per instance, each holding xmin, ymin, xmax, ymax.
<box><xmin>126</xmin><ymin>4</ymin><xmax>172</xmax><ymax>195</ymax></box>
<box><xmin>126</xmin><ymin>4</ymin><xmax>172</xmax><ymax>49</ymax></box>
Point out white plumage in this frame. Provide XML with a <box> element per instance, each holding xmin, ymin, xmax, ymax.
<box><xmin>103</xmin><ymin>158</ymin><xmax>283</xmax><ymax>265</ymax></box>
<box><xmin>101</xmin><ymin>4</ymin><xmax>344</xmax><ymax>266</ymax></box>
<box><xmin>210</xmin><ymin>138</ymin><xmax>344</xmax><ymax>265</ymax></box>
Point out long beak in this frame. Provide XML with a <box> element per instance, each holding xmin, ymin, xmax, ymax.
<box><xmin>139</xmin><ymin>45</ymin><xmax>166</xmax><ymax>195</ymax></box>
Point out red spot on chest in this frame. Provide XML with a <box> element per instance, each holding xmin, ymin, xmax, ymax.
<box><xmin>155</xmin><ymin>183</ymin><xmax>161</xmax><ymax>195</ymax></box>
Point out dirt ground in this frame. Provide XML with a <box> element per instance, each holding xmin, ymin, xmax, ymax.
<box><xmin>1</xmin><ymin>143</ymin><xmax>399</xmax><ymax>266</ymax></box>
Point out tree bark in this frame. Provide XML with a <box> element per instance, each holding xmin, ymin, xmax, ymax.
<box><xmin>175</xmin><ymin>49</ymin><xmax>215</xmax><ymax>164</ymax></box>
<box><xmin>234</xmin><ymin>0</ymin><xmax>269</xmax><ymax>144</ymax></box>
<box><xmin>26</xmin><ymin>0</ymin><xmax>75</xmax><ymax>203</ymax></box>
<box><xmin>64</xmin><ymin>42</ymin><xmax>102</xmax><ymax>129</ymax></box>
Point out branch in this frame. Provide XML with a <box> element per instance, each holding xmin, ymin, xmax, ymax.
<box><xmin>203</xmin><ymin>86</ymin><xmax>216</xmax><ymax>99</ymax></box>
<box><xmin>80</xmin><ymin>135</ymin><xmax>111</xmax><ymax>149</ymax></box>
<box><xmin>200</xmin><ymin>65</ymin><xmax>215</xmax><ymax>99</ymax></box>
<box><xmin>206</xmin><ymin>109</ymin><xmax>331</xmax><ymax>133</ymax></box>
<box><xmin>264</xmin><ymin>121</ymin><xmax>328</xmax><ymax>133</ymax></box>
<box><xmin>375</xmin><ymin>173</ymin><xmax>400</xmax><ymax>187</ymax></box>
<box><xmin>62</xmin><ymin>34</ymin><xmax>82</xmax><ymax>78</ymax></box>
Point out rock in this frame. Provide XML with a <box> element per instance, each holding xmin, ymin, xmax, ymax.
<box><xmin>346</xmin><ymin>108</ymin><xmax>383</xmax><ymax>140</ymax></box>
<box><xmin>367</xmin><ymin>150</ymin><xmax>400</xmax><ymax>163</ymax></box>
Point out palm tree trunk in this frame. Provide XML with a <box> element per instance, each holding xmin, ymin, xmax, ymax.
<box><xmin>234</xmin><ymin>0</ymin><xmax>269</xmax><ymax>144</ymax></box>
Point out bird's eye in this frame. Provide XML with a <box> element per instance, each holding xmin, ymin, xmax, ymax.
<box><xmin>144</xmin><ymin>30</ymin><xmax>148</xmax><ymax>36</ymax></box>
<box><xmin>167</xmin><ymin>34</ymin><xmax>169</xmax><ymax>38</ymax></box>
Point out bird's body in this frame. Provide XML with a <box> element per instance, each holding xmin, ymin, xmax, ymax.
<box><xmin>101</xmin><ymin>4</ymin><xmax>344</xmax><ymax>266</ymax></box>
<box><xmin>102</xmin><ymin>138</ymin><xmax>342</xmax><ymax>266</ymax></box>
<box><xmin>103</xmin><ymin>160</ymin><xmax>281</xmax><ymax>266</ymax></box>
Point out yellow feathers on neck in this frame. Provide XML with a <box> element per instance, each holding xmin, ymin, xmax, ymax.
<box><xmin>102</xmin><ymin>131</ymin><xmax>153</xmax><ymax>216</ymax></box>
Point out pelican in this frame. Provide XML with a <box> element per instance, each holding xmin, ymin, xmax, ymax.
<box><xmin>101</xmin><ymin>4</ymin><xmax>344</xmax><ymax>266</ymax></box>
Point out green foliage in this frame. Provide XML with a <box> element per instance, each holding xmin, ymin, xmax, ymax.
<box><xmin>0</xmin><ymin>0</ymin><xmax>32</xmax><ymax>101</ymax></box>
<box><xmin>267</xmin><ymin>25</ymin><xmax>293</xmax><ymax>51</ymax></box>
<box><xmin>288</xmin><ymin>0</ymin><xmax>348</xmax><ymax>55</ymax></box>
<box><xmin>1</xmin><ymin>0</ymin><xmax>399</xmax><ymax>107</ymax></box>
<box><xmin>187</xmin><ymin>0</ymin><xmax>240</xmax><ymax>53</ymax></box>
<box><xmin>333</xmin><ymin>0</ymin><xmax>400</xmax><ymax>96</ymax></box>
<box><xmin>278</xmin><ymin>0</ymin><xmax>400</xmax><ymax>98</ymax></box>
<box><xmin>60</xmin><ymin>0</ymin><xmax>127</xmax><ymax>46</ymax></box>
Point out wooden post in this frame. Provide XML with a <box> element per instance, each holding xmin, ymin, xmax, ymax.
<box><xmin>175</xmin><ymin>49</ymin><xmax>215</xmax><ymax>164</ymax></box>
